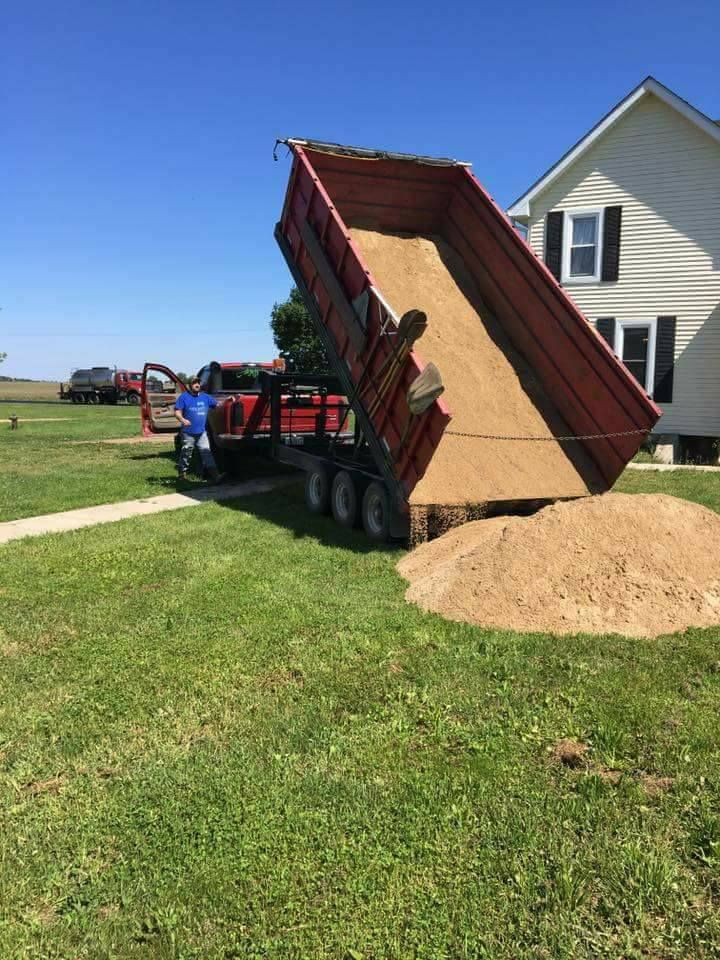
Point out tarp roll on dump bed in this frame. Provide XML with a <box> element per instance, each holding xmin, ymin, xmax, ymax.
<box><xmin>275</xmin><ymin>138</ymin><xmax>660</xmax><ymax>515</ymax></box>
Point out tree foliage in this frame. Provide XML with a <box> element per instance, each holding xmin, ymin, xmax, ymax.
<box><xmin>0</xmin><ymin>352</ymin><xmax>6</xmax><ymax>365</ymax></box>
<box><xmin>270</xmin><ymin>288</ymin><xmax>329</xmax><ymax>374</ymax></box>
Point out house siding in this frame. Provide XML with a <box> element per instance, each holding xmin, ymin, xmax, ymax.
<box><xmin>526</xmin><ymin>93</ymin><xmax>720</xmax><ymax>437</ymax></box>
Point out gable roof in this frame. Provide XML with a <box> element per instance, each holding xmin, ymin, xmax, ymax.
<box><xmin>508</xmin><ymin>76</ymin><xmax>720</xmax><ymax>219</ymax></box>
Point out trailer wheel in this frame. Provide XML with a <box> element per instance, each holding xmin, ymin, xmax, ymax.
<box><xmin>305</xmin><ymin>467</ymin><xmax>331</xmax><ymax>514</ymax></box>
<box><xmin>331</xmin><ymin>471</ymin><xmax>358</xmax><ymax>528</ymax></box>
<box><xmin>362</xmin><ymin>482</ymin><xmax>391</xmax><ymax>543</ymax></box>
<box><xmin>86</xmin><ymin>393</ymin><xmax>97</xmax><ymax>405</ymax></box>
<box><xmin>70</xmin><ymin>394</ymin><xmax>78</xmax><ymax>404</ymax></box>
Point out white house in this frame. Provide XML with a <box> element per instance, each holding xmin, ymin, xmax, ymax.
<box><xmin>508</xmin><ymin>76</ymin><xmax>720</xmax><ymax>462</ymax></box>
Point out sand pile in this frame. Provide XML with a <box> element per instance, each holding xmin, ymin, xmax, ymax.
<box><xmin>349</xmin><ymin>228</ymin><xmax>604</xmax><ymax>506</ymax></box>
<box><xmin>397</xmin><ymin>493</ymin><xmax>720</xmax><ymax>638</ymax></box>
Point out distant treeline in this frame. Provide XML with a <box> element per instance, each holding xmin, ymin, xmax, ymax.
<box><xmin>0</xmin><ymin>376</ymin><xmax>53</xmax><ymax>382</ymax></box>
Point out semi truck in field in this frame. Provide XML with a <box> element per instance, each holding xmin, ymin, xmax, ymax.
<box><xmin>60</xmin><ymin>368</ymin><xmax>148</xmax><ymax>404</ymax></box>
<box><xmin>141</xmin><ymin>138</ymin><xmax>661</xmax><ymax>543</ymax></box>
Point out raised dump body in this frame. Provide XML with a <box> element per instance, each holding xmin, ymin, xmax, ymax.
<box><xmin>275</xmin><ymin>139</ymin><xmax>660</xmax><ymax>528</ymax></box>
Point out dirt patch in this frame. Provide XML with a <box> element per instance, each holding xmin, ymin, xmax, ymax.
<box><xmin>258</xmin><ymin>668</ymin><xmax>305</xmax><ymax>691</ymax></box>
<box><xmin>551</xmin><ymin>738</ymin><xmax>590</xmax><ymax>769</ymax></box>
<box><xmin>398</xmin><ymin>492</ymin><xmax>720</xmax><ymax>638</ymax></box>
<box><xmin>69</xmin><ymin>435</ymin><xmax>173</xmax><ymax>445</ymax></box>
<box><xmin>349</xmin><ymin>228</ymin><xmax>604</xmax><ymax>506</ymax></box>
<box><xmin>22</xmin><ymin>775</ymin><xmax>66</xmax><ymax>796</ymax></box>
<box><xmin>639</xmin><ymin>774</ymin><xmax>674</xmax><ymax>796</ymax></box>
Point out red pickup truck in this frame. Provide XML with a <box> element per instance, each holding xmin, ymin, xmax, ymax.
<box><xmin>141</xmin><ymin>360</ymin><xmax>348</xmax><ymax>471</ymax></box>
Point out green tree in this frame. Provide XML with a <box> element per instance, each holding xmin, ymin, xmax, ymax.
<box><xmin>0</xmin><ymin>352</ymin><xmax>6</xmax><ymax>364</ymax></box>
<box><xmin>175</xmin><ymin>372</ymin><xmax>191</xmax><ymax>385</ymax></box>
<box><xmin>270</xmin><ymin>288</ymin><xmax>329</xmax><ymax>374</ymax></box>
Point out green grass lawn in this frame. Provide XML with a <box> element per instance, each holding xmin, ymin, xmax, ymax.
<box><xmin>0</xmin><ymin>403</ymin><xmax>288</xmax><ymax>523</ymax></box>
<box><xmin>2</xmin><ymin>460</ymin><xmax>720</xmax><ymax>957</ymax></box>
<box><xmin>0</xmin><ymin>402</ymin><xmax>182</xmax><ymax>522</ymax></box>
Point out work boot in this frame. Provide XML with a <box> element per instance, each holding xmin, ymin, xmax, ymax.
<box><xmin>207</xmin><ymin>468</ymin><xmax>223</xmax><ymax>485</ymax></box>
<box><xmin>178</xmin><ymin>471</ymin><xmax>188</xmax><ymax>481</ymax></box>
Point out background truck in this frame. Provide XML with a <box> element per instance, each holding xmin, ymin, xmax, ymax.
<box><xmin>143</xmin><ymin>138</ymin><xmax>661</xmax><ymax>542</ymax></box>
<box><xmin>60</xmin><ymin>368</ymin><xmax>146</xmax><ymax>404</ymax></box>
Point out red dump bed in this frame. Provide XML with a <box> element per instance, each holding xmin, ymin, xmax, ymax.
<box><xmin>275</xmin><ymin>139</ymin><xmax>660</xmax><ymax>505</ymax></box>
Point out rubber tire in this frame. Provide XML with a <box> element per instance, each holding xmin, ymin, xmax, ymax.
<box><xmin>126</xmin><ymin>392</ymin><xmax>140</xmax><ymax>405</ymax></box>
<box><xmin>330</xmin><ymin>470</ymin><xmax>359</xmax><ymax>528</ymax></box>
<box><xmin>304</xmin><ymin>467</ymin><xmax>331</xmax><ymax>515</ymax></box>
<box><xmin>361</xmin><ymin>482</ymin><xmax>391</xmax><ymax>543</ymax></box>
<box><xmin>70</xmin><ymin>394</ymin><xmax>78</xmax><ymax>404</ymax></box>
<box><xmin>86</xmin><ymin>393</ymin><xmax>97</xmax><ymax>405</ymax></box>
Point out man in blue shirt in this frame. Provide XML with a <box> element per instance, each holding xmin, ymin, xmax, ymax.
<box><xmin>174</xmin><ymin>377</ymin><xmax>222</xmax><ymax>482</ymax></box>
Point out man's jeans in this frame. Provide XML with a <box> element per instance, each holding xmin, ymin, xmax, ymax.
<box><xmin>178</xmin><ymin>431</ymin><xmax>217</xmax><ymax>475</ymax></box>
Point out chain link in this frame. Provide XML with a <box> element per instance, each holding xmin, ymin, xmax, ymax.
<box><xmin>445</xmin><ymin>428</ymin><xmax>650</xmax><ymax>442</ymax></box>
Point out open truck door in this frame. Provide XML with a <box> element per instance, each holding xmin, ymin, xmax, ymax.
<box><xmin>141</xmin><ymin>364</ymin><xmax>187</xmax><ymax>436</ymax></box>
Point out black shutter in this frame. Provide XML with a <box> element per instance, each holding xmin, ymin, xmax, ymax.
<box><xmin>601</xmin><ymin>206</ymin><xmax>622</xmax><ymax>281</ymax></box>
<box><xmin>596</xmin><ymin>317</ymin><xmax>616</xmax><ymax>350</ymax></box>
<box><xmin>653</xmin><ymin>316</ymin><xmax>676</xmax><ymax>403</ymax></box>
<box><xmin>544</xmin><ymin>211</ymin><xmax>564</xmax><ymax>281</ymax></box>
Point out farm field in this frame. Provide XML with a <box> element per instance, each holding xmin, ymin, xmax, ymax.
<box><xmin>0</xmin><ymin>380</ymin><xmax>62</xmax><ymax>401</ymax></box>
<box><xmin>1</xmin><ymin>412</ymin><xmax>720</xmax><ymax>958</ymax></box>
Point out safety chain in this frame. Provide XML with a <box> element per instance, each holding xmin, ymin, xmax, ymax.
<box><xmin>445</xmin><ymin>427</ymin><xmax>650</xmax><ymax>442</ymax></box>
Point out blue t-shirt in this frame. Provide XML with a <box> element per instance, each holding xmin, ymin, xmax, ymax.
<box><xmin>175</xmin><ymin>391</ymin><xmax>218</xmax><ymax>434</ymax></box>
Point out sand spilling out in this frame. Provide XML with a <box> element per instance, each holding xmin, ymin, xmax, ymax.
<box><xmin>349</xmin><ymin>228</ymin><xmax>605</xmax><ymax>506</ymax></box>
<box><xmin>398</xmin><ymin>493</ymin><xmax>720</xmax><ymax>638</ymax></box>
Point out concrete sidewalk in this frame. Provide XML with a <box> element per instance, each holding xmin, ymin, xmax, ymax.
<box><xmin>0</xmin><ymin>476</ymin><xmax>295</xmax><ymax>545</ymax></box>
<box><xmin>626</xmin><ymin>462</ymin><xmax>720</xmax><ymax>473</ymax></box>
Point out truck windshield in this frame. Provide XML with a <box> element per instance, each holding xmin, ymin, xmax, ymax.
<box><xmin>221</xmin><ymin>366</ymin><xmax>262</xmax><ymax>392</ymax></box>
<box><xmin>129</xmin><ymin>372</ymin><xmax>142</xmax><ymax>380</ymax></box>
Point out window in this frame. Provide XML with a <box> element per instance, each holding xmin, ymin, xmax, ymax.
<box><xmin>196</xmin><ymin>365</ymin><xmax>211</xmax><ymax>390</ymax></box>
<box><xmin>562</xmin><ymin>209</ymin><xmax>603</xmax><ymax>283</ymax></box>
<box><xmin>221</xmin><ymin>365</ymin><xmax>262</xmax><ymax>393</ymax></box>
<box><xmin>616</xmin><ymin>320</ymin><xmax>656</xmax><ymax>394</ymax></box>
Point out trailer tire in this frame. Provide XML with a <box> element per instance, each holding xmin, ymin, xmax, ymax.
<box><xmin>331</xmin><ymin>471</ymin><xmax>358</xmax><ymax>528</ymax></box>
<box><xmin>70</xmin><ymin>393</ymin><xmax>78</xmax><ymax>404</ymax></box>
<box><xmin>86</xmin><ymin>393</ymin><xmax>97</xmax><ymax>405</ymax></box>
<box><xmin>361</xmin><ymin>482</ymin><xmax>391</xmax><ymax>543</ymax></box>
<box><xmin>305</xmin><ymin>467</ymin><xmax>331</xmax><ymax>514</ymax></box>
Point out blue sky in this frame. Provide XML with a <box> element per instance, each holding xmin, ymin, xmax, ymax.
<box><xmin>4</xmin><ymin>0</ymin><xmax>718</xmax><ymax>379</ymax></box>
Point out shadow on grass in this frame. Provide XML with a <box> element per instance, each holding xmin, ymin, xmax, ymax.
<box><xmin>126</xmin><ymin>450</ymin><xmax>177</xmax><ymax>463</ymax></box>
<box><xmin>217</xmin><ymin>482</ymin><xmax>399</xmax><ymax>555</ymax></box>
<box><xmin>127</xmin><ymin>448</ymin><xmax>396</xmax><ymax>553</ymax></box>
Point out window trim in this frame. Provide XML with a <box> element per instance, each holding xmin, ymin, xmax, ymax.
<box><xmin>561</xmin><ymin>208</ymin><xmax>603</xmax><ymax>284</ymax></box>
<box><xmin>615</xmin><ymin>319</ymin><xmax>657</xmax><ymax>395</ymax></box>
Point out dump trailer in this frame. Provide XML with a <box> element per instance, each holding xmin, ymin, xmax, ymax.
<box><xmin>272</xmin><ymin>138</ymin><xmax>661</xmax><ymax>542</ymax></box>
